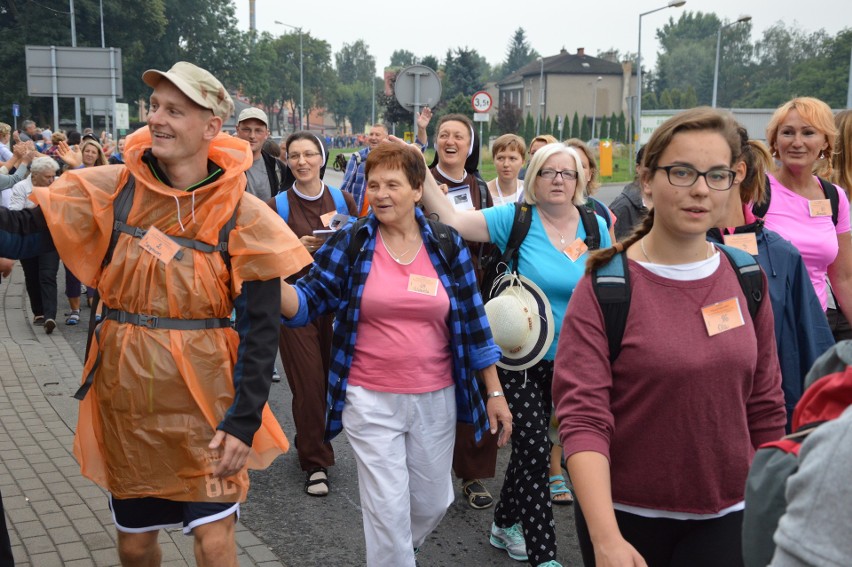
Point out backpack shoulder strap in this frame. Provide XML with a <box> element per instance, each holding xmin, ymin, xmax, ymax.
<box><xmin>716</xmin><ymin>243</ymin><xmax>764</xmax><ymax>321</ymax></box>
<box><xmin>425</xmin><ymin>219</ymin><xmax>460</xmax><ymax>263</ymax></box>
<box><xmin>345</xmin><ymin>217</ymin><xmax>371</xmax><ymax>260</ymax></box>
<box><xmin>104</xmin><ymin>174</ymin><xmax>137</xmax><ymax>268</ymax></box>
<box><xmin>504</xmin><ymin>202</ymin><xmax>533</xmax><ymax>272</ymax></box>
<box><xmin>476</xmin><ymin>175</ymin><xmax>489</xmax><ymax>211</ymax></box>
<box><xmin>328</xmin><ymin>185</ymin><xmax>349</xmax><ymax>215</ymax></box>
<box><xmin>576</xmin><ymin>202</ymin><xmax>601</xmax><ymax>250</ymax></box>
<box><xmin>589</xmin><ymin>197</ymin><xmax>613</xmax><ymax>229</ymax></box>
<box><xmin>817</xmin><ymin>176</ymin><xmax>840</xmax><ymax>226</ymax></box>
<box><xmin>752</xmin><ymin>174</ymin><xmax>773</xmax><ymax>219</ymax></box>
<box><xmin>218</xmin><ymin>203</ymin><xmax>239</xmax><ymax>271</ymax></box>
<box><xmin>592</xmin><ymin>252</ymin><xmax>631</xmax><ymax>363</ymax></box>
<box><xmin>275</xmin><ymin>190</ymin><xmax>290</xmax><ymax>223</ymax></box>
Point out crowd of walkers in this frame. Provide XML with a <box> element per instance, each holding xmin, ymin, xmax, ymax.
<box><xmin>2</xmin><ymin>60</ymin><xmax>852</xmax><ymax>567</ymax></box>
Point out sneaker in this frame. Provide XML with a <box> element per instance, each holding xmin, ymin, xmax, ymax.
<box><xmin>65</xmin><ymin>310</ymin><xmax>80</xmax><ymax>325</ymax></box>
<box><xmin>490</xmin><ymin>522</ymin><xmax>528</xmax><ymax>562</ymax></box>
<box><xmin>537</xmin><ymin>562</ymin><xmax>563</xmax><ymax>567</ymax></box>
<box><xmin>272</xmin><ymin>367</ymin><xmax>281</xmax><ymax>382</ymax></box>
<box><xmin>33</xmin><ymin>315</ymin><xmax>45</xmax><ymax>326</ymax></box>
<box><xmin>44</xmin><ymin>319</ymin><xmax>56</xmax><ymax>334</ymax></box>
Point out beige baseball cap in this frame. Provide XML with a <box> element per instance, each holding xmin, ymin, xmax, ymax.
<box><xmin>142</xmin><ymin>61</ymin><xmax>234</xmax><ymax>120</ymax></box>
<box><xmin>237</xmin><ymin>107</ymin><xmax>269</xmax><ymax>128</ymax></box>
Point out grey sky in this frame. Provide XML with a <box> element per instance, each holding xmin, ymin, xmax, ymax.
<box><xmin>234</xmin><ymin>1</ymin><xmax>849</xmax><ymax>75</ymax></box>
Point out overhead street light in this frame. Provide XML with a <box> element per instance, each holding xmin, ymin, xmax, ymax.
<box><xmin>635</xmin><ymin>0</ymin><xmax>686</xmax><ymax>165</ymax></box>
<box><xmin>712</xmin><ymin>15</ymin><xmax>752</xmax><ymax>108</ymax></box>
<box><xmin>275</xmin><ymin>21</ymin><xmax>305</xmax><ymax>130</ymax></box>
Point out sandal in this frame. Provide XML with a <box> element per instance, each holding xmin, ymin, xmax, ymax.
<box><xmin>549</xmin><ymin>475</ymin><xmax>574</xmax><ymax>506</ymax></box>
<box><xmin>462</xmin><ymin>479</ymin><xmax>494</xmax><ymax>509</ymax></box>
<box><xmin>305</xmin><ymin>467</ymin><xmax>329</xmax><ymax>497</ymax></box>
<box><xmin>65</xmin><ymin>310</ymin><xmax>80</xmax><ymax>326</ymax></box>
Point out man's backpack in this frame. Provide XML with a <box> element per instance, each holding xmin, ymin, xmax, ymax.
<box><xmin>76</xmin><ymin>175</ymin><xmax>238</xmax><ymax>400</ymax></box>
<box><xmin>742</xmin><ymin>344</ymin><xmax>852</xmax><ymax>567</ymax></box>
<box><xmin>591</xmin><ymin>244</ymin><xmax>764</xmax><ymax>363</ymax></box>
<box><xmin>480</xmin><ymin>202</ymin><xmax>602</xmax><ymax>298</ymax></box>
<box><xmin>752</xmin><ymin>174</ymin><xmax>840</xmax><ymax>226</ymax></box>
<box><xmin>275</xmin><ymin>185</ymin><xmax>350</xmax><ymax>223</ymax></box>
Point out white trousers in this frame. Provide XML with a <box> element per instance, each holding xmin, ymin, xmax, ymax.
<box><xmin>343</xmin><ymin>385</ymin><xmax>456</xmax><ymax>567</ymax></box>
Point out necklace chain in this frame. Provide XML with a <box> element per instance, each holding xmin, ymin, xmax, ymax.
<box><xmin>538</xmin><ymin>210</ymin><xmax>567</xmax><ymax>245</ymax></box>
<box><xmin>379</xmin><ymin>228</ymin><xmax>422</xmax><ymax>265</ymax></box>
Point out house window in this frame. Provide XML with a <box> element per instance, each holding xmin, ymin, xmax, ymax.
<box><xmin>526</xmin><ymin>89</ymin><xmax>532</xmax><ymax>107</ymax></box>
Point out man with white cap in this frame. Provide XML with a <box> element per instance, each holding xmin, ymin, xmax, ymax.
<box><xmin>0</xmin><ymin>61</ymin><xmax>311</xmax><ymax>566</ymax></box>
<box><xmin>236</xmin><ymin>107</ymin><xmax>287</xmax><ymax>201</ymax></box>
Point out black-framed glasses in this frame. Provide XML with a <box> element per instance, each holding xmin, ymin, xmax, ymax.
<box><xmin>655</xmin><ymin>165</ymin><xmax>736</xmax><ymax>191</ymax></box>
<box><xmin>538</xmin><ymin>168</ymin><xmax>578</xmax><ymax>181</ymax></box>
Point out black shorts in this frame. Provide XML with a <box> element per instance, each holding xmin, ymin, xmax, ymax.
<box><xmin>109</xmin><ymin>495</ymin><xmax>239</xmax><ymax>535</ymax></box>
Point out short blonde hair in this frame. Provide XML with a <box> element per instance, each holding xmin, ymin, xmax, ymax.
<box><xmin>491</xmin><ymin>134</ymin><xmax>526</xmax><ymax>157</ymax></box>
<box><xmin>564</xmin><ymin>138</ymin><xmax>600</xmax><ymax>192</ymax></box>
<box><xmin>523</xmin><ymin>143</ymin><xmax>586</xmax><ymax>206</ymax></box>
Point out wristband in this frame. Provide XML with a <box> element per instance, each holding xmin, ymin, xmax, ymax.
<box><xmin>487</xmin><ymin>391</ymin><xmax>505</xmax><ymax>399</ymax></box>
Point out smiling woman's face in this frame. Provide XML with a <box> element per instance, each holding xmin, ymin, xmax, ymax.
<box><xmin>436</xmin><ymin>120</ymin><xmax>470</xmax><ymax>170</ymax></box>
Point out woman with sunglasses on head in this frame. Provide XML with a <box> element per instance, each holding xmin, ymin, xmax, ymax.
<box><xmin>760</xmin><ymin>97</ymin><xmax>852</xmax><ymax>342</ymax></box>
<box><xmin>421</xmin><ymin>140</ymin><xmax>611</xmax><ymax>567</ymax></box>
<box><xmin>553</xmin><ymin>108</ymin><xmax>786</xmax><ymax>567</ymax></box>
<box><xmin>706</xmin><ymin>128</ymin><xmax>834</xmax><ymax>430</ymax></box>
<box><xmin>268</xmin><ymin>131</ymin><xmax>357</xmax><ymax>497</ymax></box>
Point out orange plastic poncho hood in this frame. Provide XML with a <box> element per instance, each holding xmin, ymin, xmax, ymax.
<box><xmin>32</xmin><ymin>128</ymin><xmax>312</xmax><ymax>501</ymax></box>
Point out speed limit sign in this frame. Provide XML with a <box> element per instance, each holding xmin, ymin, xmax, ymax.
<box><xmin>471</xmin><ymin>91</ymin><xmax>492</xmax><ymax>113</ymax></box>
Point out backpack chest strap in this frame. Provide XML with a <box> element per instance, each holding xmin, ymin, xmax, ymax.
<box><xmin>113</xmin><ymin>220</ymin><xmax>229</xmax><ymax>261</ymax></box>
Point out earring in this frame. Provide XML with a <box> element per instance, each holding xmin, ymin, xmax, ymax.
<box><xmin>820</xmin><ymin>150</ymin><xmax>826</xmax><ymax>159</ymax></box>
<box><xmin>772</xmin><ymin>149</ymin><xmax>778</xmax><ymax>158</ymax></box>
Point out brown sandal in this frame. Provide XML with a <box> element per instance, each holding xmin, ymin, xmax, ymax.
<box><xmin>462</xmin><ymin>479</ymin><xmax>494</xmax><ymax>509</ymax></box>
<box><xmin>305</xmin><ymin>467</ymin><xmax>329</xmax><ymax>497</ymax></box>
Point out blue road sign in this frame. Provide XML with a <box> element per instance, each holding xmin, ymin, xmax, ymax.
<box><xmin>12</xmin><ymin>104</ymin><xmax>20</xmax><ymax>118</ymax></box>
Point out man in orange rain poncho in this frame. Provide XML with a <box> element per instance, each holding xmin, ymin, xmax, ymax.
<box><xmin>0</xmin><ymin>62</ymin><xmax>312</xmax><ymax>566</ymax></box>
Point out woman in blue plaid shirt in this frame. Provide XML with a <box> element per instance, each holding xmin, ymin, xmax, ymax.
<box><xmin>280</xmin><ymin>143</ymin><xmax>512</xmax><ymax>567</ymax></box>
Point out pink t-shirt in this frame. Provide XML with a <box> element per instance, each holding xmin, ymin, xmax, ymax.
<box><xmin>761</xmin><ymin>173</ymin><xmax>851</xmax><ymax>309</ymax></box>
<box><xmin>348</xmin><ymin>233</ymin><xmax>453</xmax><ymax>393</ymax></box>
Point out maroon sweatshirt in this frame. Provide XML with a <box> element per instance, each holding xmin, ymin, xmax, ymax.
<box><xmin>553</xmin><ymin>256</ymin><xmax>786</xmax><ymax>514</ymax></box>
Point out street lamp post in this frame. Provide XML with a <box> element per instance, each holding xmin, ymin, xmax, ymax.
<box><xmin>635</xmin><ymin>0</ymin><xmax>686</xmax><ymax>164</ymax></box>
<box><xmin>275</xmin><ymin>21</ymin><xmax>304</xmax><ymax>130</ymax></box>
<box><xmin>712</xmin><ymin>15</ymin><xmax>752</xmax><ymax>108</ymax></box>
<box><xmin>536</xmin><ymin>57</ymin><xmax>544</xmax><ymax>136</ymax></box>
<box><xmin>591</xmin><ymin>76</ymin><xmax>602</xmax><ymax>141</ymax></box>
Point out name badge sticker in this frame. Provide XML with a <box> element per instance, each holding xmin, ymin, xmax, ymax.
<box><xmin>139</xmin><ymin>226</ymin><xmax>180</xmax><ymax>265</ymax></box>
<box><xmin>723</xmin><ymin>233</ymin><xmax>759</xmax><ymax>256</ymax></box>
<box><xmin>809</xmin><ymin>199</ymin><xmax>832</xmax><ymax>218</ymax></box>
<box><xmin>563</xmin><ymin>238</ymin><xmax>588</xmax><ymax>262</ymax></box>
<box><xmin>701</xmin><ymin>297</ymin><xmax>745</xmax><ymax>337</ymax></box>
<box><xmin>320</xmin><ymin>211</ymin><xmax>337</xmax><ymax>227</ymax></box>
<box><xmin>407</xmin><ymin>274</ymin><xmax>439</xmax><ymax>296</ymax></box>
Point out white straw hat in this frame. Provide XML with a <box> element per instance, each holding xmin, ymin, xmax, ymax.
<box><xmin>484</xmin><ymin>274</ymin><xmax>555</xmax><ymax>371</ymax></box>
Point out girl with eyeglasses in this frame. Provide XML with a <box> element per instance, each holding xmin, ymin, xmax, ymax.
<box><xmin>553</xmin><ymin>108</ymin><xmax>786</xmax><ymax>567</ymax></box>
<box><xmin>421</xmin><ymin>140</ymin><xmax>611</xmax><ymax>567</ymax></box>
<box><xmin>268</xmin><ymin>131</ymin><xmax>357</xmax><ymax>497</ymax></box>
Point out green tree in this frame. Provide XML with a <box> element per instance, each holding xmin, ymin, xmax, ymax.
<box><xmin>560</xmin><ymin>114</ymin><xmax>570</xmax><ymax>139</ymax></box>
<box><xmin>335</xmin><ymin>40</ymin><xmax>376</xmax><ymax>85</ymax></box>
<box><xmin>443</xmin><ymin>47</ymin><xmax>489</xmax><ymax>100</ymax></box>
<box><xmin>580</xmin><ymin>115</ymin><xmax>591</xmax><ymax>141</ymax></box>
<box><xmin>496</xmin><ymin>102</ymin><xmax>522</xmax><ymax>136</ymax></box>
<box><xmin>571</xmin><ymin>112</ymin><xmax>580</xmax><ymax>141</ymax></box>
<box><xmin>544</xmin><ymin>116</ymin><xmax>553</xmax><ymax>137</ymax></box>
<box><xmin>616</xmin><ymin>112</ymin><xmax>626</xmax><ymax>143</ymax></box>
<box><xmin>598</xmin><ymin>115</ymin><xmax>608</xmax><ymax>139</ymax></box>
<box><xmin>271</xmin><ymin>32</ymin><xmax>336</xmax><ymax>128</ymax></box>
<box><xmin>390</xmin><ymin>49</ymin><xmax>416</xmax><ymax>68</ymax></box>
<box><xmin>502</xmin><ymin>28</ymin><xmax>539</xmax><ymax>79</ymax></box>
<box><xmin>421</xmin><ymin>55</ymin><xmax>441</xmax><ymax>72</ymax></box>
<box><xmin>523</xmin><ymin>113</ymin><xmax>535</xmax><ymax>144</ymax></box>
<box><xmin>654</xmin><ymin>11</ymin><xmax>721</xmax><ymax>105</ymax></box>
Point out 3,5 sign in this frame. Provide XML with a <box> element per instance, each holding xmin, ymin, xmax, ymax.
<box><xmin>471</xmin><ymin>91</ymin><xmax>492</xmax><ymax>113</ymax></box>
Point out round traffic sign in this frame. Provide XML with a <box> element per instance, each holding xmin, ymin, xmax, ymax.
<box><xmin>471</xmin><ymin>91</ymin><xmax>492</xmax><ymax>113</ymax></box>
<box><xmin>394</xmin><ymin>65</ymin><xmax>442</xmax><ymax>111</ymax></box>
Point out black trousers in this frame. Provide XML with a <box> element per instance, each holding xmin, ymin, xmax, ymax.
<box><xmin>575</xmin><ymin>504</ymin><xmax>744</xmax><ymax>567</ymax></box>
<box><xmin>20</xmin><ymin>251</ymin><xmax>59</xmax><ymax>320</ymax></box>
